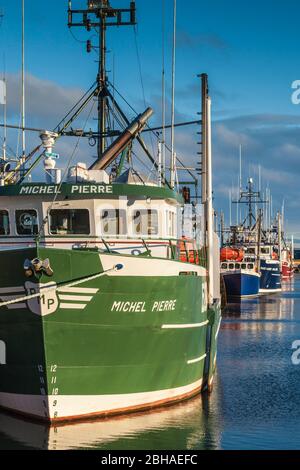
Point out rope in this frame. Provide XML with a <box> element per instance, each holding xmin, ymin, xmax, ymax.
<box><xmin>0</xmin><ymin>265</ymin><xmax>120</xmax><ymax>309</ymax></box>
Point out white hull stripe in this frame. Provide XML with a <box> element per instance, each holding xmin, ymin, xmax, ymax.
<box><xmin>259</xmin><ymin>289</ymin><xmax>282</xmax><ymax>293</ymax></box>
<box><xmin>0</xmin><ymin>287</ymin><xmax>25</xmax><ymax>294</ymax></box>
<box><xmin>100</xmin><ymin>253</ymin><xmax>207</xmax><ymax>278</ymax></box>
<box><xmin>0</xmin><ymin>293</ymin><xmax>27</xmax><ymax>310</ymax></box>
<box><xmin>58</xmin><ymin>295</ymin><xmax>93</xmax><ymax>302</ymax></box>
<box><xmin>7</xmin><ymin>303</ymin><xmax>27</xmax><ymax>310</ymax></box>
<box><xmin>57</xmin><ymin>287</ymin><xmax>99</xmax><ymax>294</ymax></box>
<box><xmin>187</xmin><ymin>354</ymin><xmax>206</xmax><ymax>365</ymax></box>
<box><xmin>0</xmin><ymin>295</ymin><xmax>26</xmax><ymax>302</ymax></box>
<box><xmin>0</xmin><ymin>379</ymin><xmax>203</xmax><ymax>420</ymax></box>
<box><xmin>161</xmin><ymin>320</ymin><xmax>209</xmax><ymax>329</ymax></box>
<box><xmin>60</xmin><ymin>303</ymin><xmax>87</xmax><ymax>310</ymax></box>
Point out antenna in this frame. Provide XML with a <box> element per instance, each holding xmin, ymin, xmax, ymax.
<box><xmin>0</xmin><ymin>9</ymin><xmax>6</xmax><ymax>161</ymax></box>
<box><xmin>68</xmin><ymin>0</ymin><xmax>136</xmax><ymax>162</ymax></box>
<box><xmin>239</xmin><ymin>144</ymin><xmax>242</xmax><ymax>194</ymax></box>
<box><xmin>170</xmin><ymin>0</ymin><xmax>177</xmax><ymax>189</ymax></box>
<box><xmin>161</xmin><ymin>0</ymin><xmax>166</xmax><ymax>182</ymax></box>
<box><xmin>21</xmin><ymin>0</ymin><xmax>26</xmax><ymax>161</ymax></box>
<box><xmin>2</xmin><ymin>71</ymin><xmax>6</xmax><ymax>162</ymax></box>
<box><xmin>233</xmin><ymin>177</ymin><xmax>268</xmax><ymax>229</ymax></box>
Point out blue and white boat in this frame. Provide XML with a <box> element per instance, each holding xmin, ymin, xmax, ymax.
<box><xmin>258</xmin><ymin>245</ymin><xmax>281</xmax><ymax>294</ymax></box>
<box><xmin>260</xmin><ymin>259</ymin><xmax>281</xmax><ymax>293</ymax></box>
<box><xmin>221</xmin><ymin>260</ymin><xmax>260</xmax><ymax>299</ymax></box>
<box><xmin>220</xmin><ymin>177</ymin><xmax>281</xmax><ymax>301</ymax></box>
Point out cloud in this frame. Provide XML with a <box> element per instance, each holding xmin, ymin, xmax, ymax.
<box><xmin>210</xmin><ymin>113</ymin><xmax>300</xmax><ymax>235</ymax></box>
<box><xmin>6</xmin><ymin>73</ymin><xmax>85</xmax><ymax>128</ymax></box>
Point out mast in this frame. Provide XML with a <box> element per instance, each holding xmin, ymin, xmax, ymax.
<box><xmin>200</xmin><ymin>73</ymin><xmax>214</xmax><ymax>306</ymax></box>
<box><xmin>206</xmin><ymin>96</ymin><xmax>214</xmax><ymax>306</ymax></box>
<box><xmin>220</xmin><ymin>211</ymin><xmax>225</xmax><ymax>247</ymax></box>
<box><xmin>0</xmin><ymin>9</ymin><xmax>6</xmax><ymax>161</ymax></box>
<box><xmin>98</xmin><ymin>3</ymin><xmax>107</xmax><ymax>158</ymax></box>
<box><xmin>201</xmin><ymin>73</ymin><xmax>208</xmax><ymax>205</ymax></box>
<box><xmin>238</xmin><ymin>144</ymin><xmax>242</xmax><ymax>224</ymax></box>
<box><xmin>239</xmin><ymin>144</ymin><xmax>242</xmax><ymax>194</ymax></box>
<box><xmin>278</xmin><ymin>211</ymin><xmax>282</xmax><ymax>265</ymax></box>
<box><xmin>1</xmin><ymin>74</ymin><xmax>6</xmax><ymax>161</ymax></box>
<box><xmin>161</xmin><ymin>0</ymin><xmax>166</xmax><ymax>183</ymax></box>
<box><xmin>170</xmin><ymin>0</ymin><xmax>177</xmax><ymax>188</ymax></box>
<box><xmin>248</xmin><ymin>178</ymin><xmax>254</xmax><ymax>228</ymax></box>
<box><xmin>157</xmin><ymin>140</ymin><xmax>162</xmax><ymax>187</ymax></box>
<box><xmin>256</xmin><ymin>209</ymin><xmax>262</xmax><ymax>274</ymax></box>
<box><xmin>21</xmin><ymin>0</ymin><xmax>26</xmax><ymax>160</ymax></box>
<box><xmin>68</xmin><ymin>0</ymin><xmax>136</xmax><ymax>164</ymax></box>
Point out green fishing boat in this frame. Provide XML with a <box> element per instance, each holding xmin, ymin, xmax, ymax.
<box><xmin>0</xmin><ymin>0</ymin><xmax>221</xmax><ymax>423</ymax></box>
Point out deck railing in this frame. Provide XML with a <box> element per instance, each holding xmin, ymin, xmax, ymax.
<box><xmin>102</xmin><ymin>237</ymin><xmax>208</xmax><ymax>269</ymax></box>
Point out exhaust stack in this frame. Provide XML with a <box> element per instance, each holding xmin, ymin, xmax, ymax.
<box><xmin>89</xmin><ymin>107</ymin><xmax>153</xmax><ymax>171</ymax></box>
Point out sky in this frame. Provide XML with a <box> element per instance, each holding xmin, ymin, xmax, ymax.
<box><xmin>0</xmin><ymin>0</ymin><xmax>300</xmax><ymax>241</ymax></box>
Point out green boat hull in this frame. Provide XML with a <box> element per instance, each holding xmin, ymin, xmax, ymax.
<box><xmin>0</xmin><ymin>247</ymin><xmax>221</xmax><ymax>422</ymax></box>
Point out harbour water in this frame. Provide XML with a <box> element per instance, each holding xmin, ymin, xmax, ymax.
<box><xmin>1</xmin><ymin>276</ymin><xmax>300</xmax><ymax>450</ymax></box>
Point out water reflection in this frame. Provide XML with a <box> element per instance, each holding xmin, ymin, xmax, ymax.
<box><xmin>1</xmin><ymin>276</ymin><xmax>300</xmax><ymax>450</ymax></box>
<box><xmin>0</xmin><ymin>390</ymin><xmax>222</xmax><ymax>450</ymax></box>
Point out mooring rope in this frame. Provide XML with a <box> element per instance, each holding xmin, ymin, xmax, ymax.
<box><xmin>0</xmin><ymin>264</ymin><xmax>123</xmax><ymax>309</ymax></box>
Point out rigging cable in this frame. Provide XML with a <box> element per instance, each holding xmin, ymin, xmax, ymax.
<box><xmin>68</xmin><ymin>27</ymin><xmax>87</xmax><ymax>44</ymax></box>
<box><xmin>133</xmin><ymin>24</ymin><xmax>155</xmax><ymax>159</ymax></box>
<box><xmin>107</xmin><ymin>80</ymin><xmax>197</xmax><ymax>183</ymax></box>
<box><xmin>36</xmin><ymin>91</ymin><xmax>99</xmax><ymax>240</ymax></box>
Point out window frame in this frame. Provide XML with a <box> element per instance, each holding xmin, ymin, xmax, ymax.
<box><xmin>15</xmin><ymin>209</ymin><xmax>39</xmax><ymax>237</ymax></box>
<box><xmin>100</xmin><ymin>209</ymin><xmax>127</xmax><ymax>236</ymax></box>
<box><xmin>49</xmin><ymin>208</ymin><xmax>91</xmax><ymax>236</ymax></box>
<box><xmin>132</xmin><ymin>209</ymin><xmax>159</xmax><ymax>237</ymax></box>
<box><xmin>0</xmin><ymin>209</ymin><xmax>10</xmax><ymax>236</ymax></box>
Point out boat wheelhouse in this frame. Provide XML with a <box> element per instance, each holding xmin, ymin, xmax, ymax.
<box><xmin>0</xmin><ymin>182</ymin><xmax>182</xmax><ymax>256</ymax></box>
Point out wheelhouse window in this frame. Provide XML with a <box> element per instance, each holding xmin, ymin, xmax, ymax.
<box><xmin>15</xmin><ymin>210</ymin><xmax>38</xmax><ymax>236</ymax></box>
<box><xmin>133</xmin><ymin>210</ymin><xmax>158</xmax><ymax>236</ymax></box>
<box><xmin>49</xmin><ymin>209</ymin><xmax>90</xmax><ymax>235</ymax></box>
<box><xmin>167</xmin><ymin>211</ymin><xmax>176</xmax><ymax>237</ymax></box>
<box><xmin>261</xmin><ymin>247</ymin><xmax>270</xmax><ymax>255</ymax></box>
<box><xmin>101</xmin><ymin>209</ymin><xmax>127</xmax><ymax>235</ymax></box>
<box><xmin>0</xmin><ymin>210</ymin><xmax>10</xmax><ymax>235</ymax></box>
<box><xmin>221</xmin><ymin>263</ymin><xmax>227</xmax><ymax>270</ymax></box>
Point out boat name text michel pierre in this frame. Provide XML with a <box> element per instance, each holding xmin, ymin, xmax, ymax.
<box><xmin>19</xmin><ymin>184</ymin><xmax>113</xmax><ymax>195</ymax></box>
<box><xmin>111</xmin><ymin>299</ymin><xmax>177</xmax><ymax>313</ymax></box>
